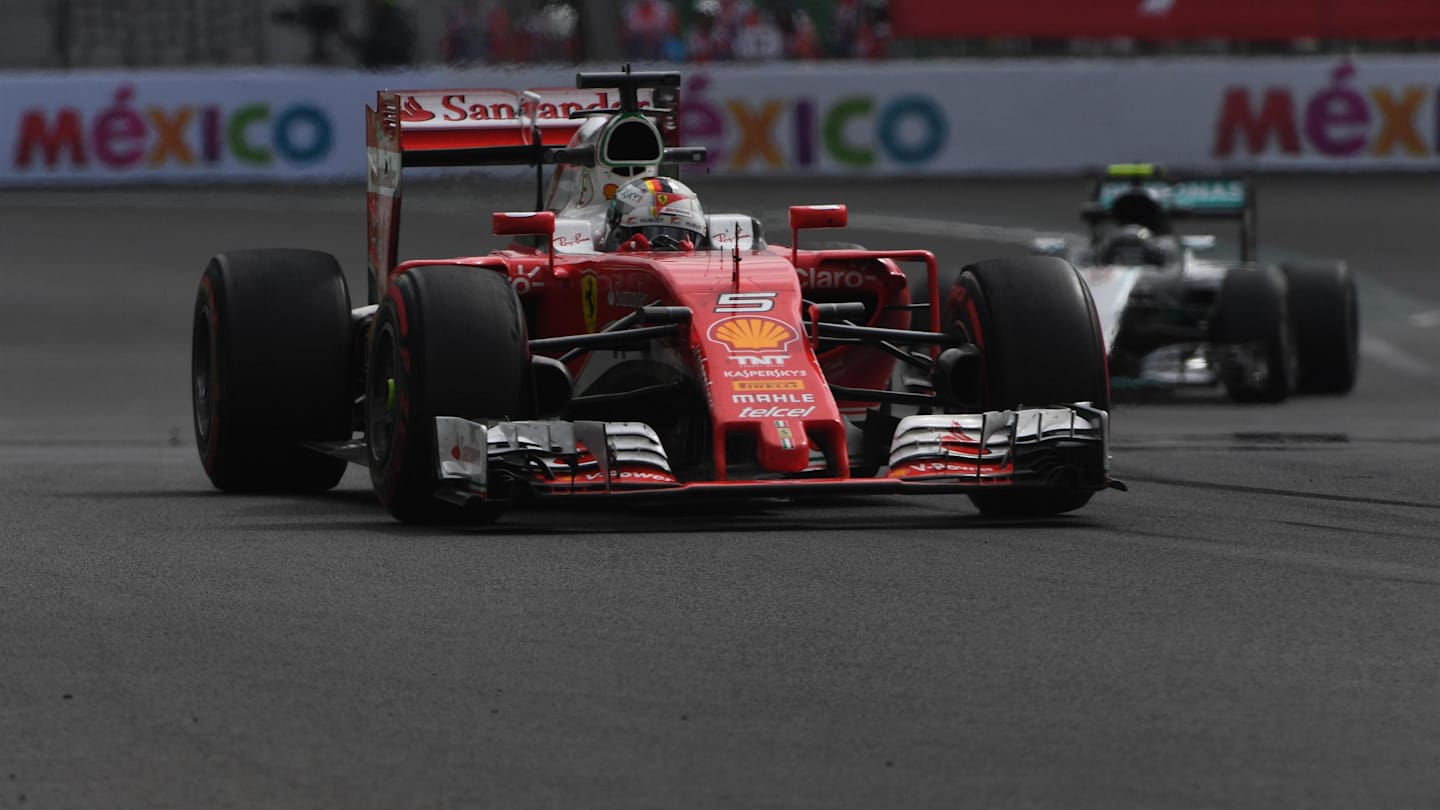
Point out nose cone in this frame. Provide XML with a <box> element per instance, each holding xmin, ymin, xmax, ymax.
<box><xmin>756</xmin><ymin>418</ymin><xmax>810</xmax><ymax>473</ymax></box>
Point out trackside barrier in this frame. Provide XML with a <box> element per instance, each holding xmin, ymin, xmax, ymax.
<box><xmin>6</xmin><ymin>57</ymin><xmax>1440</xmax><ymax>186</ymax></box>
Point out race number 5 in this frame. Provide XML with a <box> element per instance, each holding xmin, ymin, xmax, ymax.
<box><xmin>716</xmin><ymin>292</ymin><xmax>776</xmax><ymax>313</ymax></box>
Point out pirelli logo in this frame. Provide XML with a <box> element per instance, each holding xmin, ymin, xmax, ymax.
<box><xmin>732</xmin><ymin>379</ymin><xmax>805</xmax><ymax>392</ymax></box>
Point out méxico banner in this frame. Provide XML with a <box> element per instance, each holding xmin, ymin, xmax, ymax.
<box><xmin>5</xmin><ymin>57</ymin><xmax>1440</xmax><ymax>185</ymax></box>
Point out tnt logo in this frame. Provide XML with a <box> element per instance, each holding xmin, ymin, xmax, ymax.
<box><xmin>734</xmin><ymin>355</ymin><xmax>790</xmax><ymax>366</ymax></box>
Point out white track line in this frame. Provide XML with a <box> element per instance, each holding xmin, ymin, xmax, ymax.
<box><xmin>1408</xmin><ymin>310</ymin><xmax>1440</xmax><ymax>328</ymax></box>
<box><xmin>1359</xmin><ymin>335</ymin><xmax>1438</xmax><ymax>378</ymax></box>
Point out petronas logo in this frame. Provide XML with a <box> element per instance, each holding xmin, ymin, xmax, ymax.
<box><xmin>710</xmin><ymin>317</ymin><xmax>798</xmax><ymax>353</ymax></box>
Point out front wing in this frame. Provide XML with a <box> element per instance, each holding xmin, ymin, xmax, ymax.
<box><xmin>432</xmin><ymin>406</ymin><xmax>1111</xmax><ymax>503</ymax></box>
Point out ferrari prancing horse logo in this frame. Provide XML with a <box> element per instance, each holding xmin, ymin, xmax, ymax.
<box><xmin>581</xmin><ymin>274</ymin><xmax>599</xmax><ymax>333</ymax></box>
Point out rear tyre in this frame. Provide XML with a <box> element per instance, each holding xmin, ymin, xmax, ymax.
<box><xmin>366</xmin><ymin>267</ymin><xmax>532</xmax><ymax>525</ymax></box>
<box><xmin>943</xmin><ymin>257</ymin><xmax>1109</xmax><ymax>518</ymax></box>
<box><xmin>191</xmin><ymin>250</ymin><xmax>352</xmax><ymax>492</ymax></box>
<box><xmin>1214</xmin><ymin>267</ymin><xmax>1294</xmax><ymax>403</ymax></box>
<box><xmin>1282</xmin><ymin>261</ymin><xmax>1358</xmax><ymax>395</ymax></box>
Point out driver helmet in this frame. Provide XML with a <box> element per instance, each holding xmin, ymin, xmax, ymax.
<box><xmin>1109</xmin><ymin>187</ymin><xmax>1171</xmax><ymax>234</ymax></box>
<box><xmin>1097</xmin><ymin>225</ymin><xmax>1170</xmax><ymax>266</ymax></box>
<box><xmin>602</xmin><ymin>176</ymin><xmax>707</xmax><ymax>251</ymax></box>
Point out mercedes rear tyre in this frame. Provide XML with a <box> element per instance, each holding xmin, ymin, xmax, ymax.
<box><xmin>1282</xmin><ymin>261</ymin><xmax>1358</xmax><ymax>395</ymax></box>
<box><xmin>1214</xmin><ymin>267</ymin><xmax>1294</xmax><ymax>404</ymax></box>
<box><xmin>192</xmin><ymin>249</ymin><xmax>353</xmax><ymax>492</ymax></box>
<box><xmin>366</xmin><ymin>266</ymin><xmax>533</xmax><ymax>525</ymax></box>
<box><xmin>943</xmin><ymin>256</ymin><xmax>1110</xmax><ymax>518</ymax></box>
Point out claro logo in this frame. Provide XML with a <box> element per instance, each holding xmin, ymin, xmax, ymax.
<box><xmin>12</xmin><ymin>85</ymin><xmax>334</xmax><ymax>171</ymax></box>
<box><xmin>1214</xmin><ymin>62</ymin><xmax>1440</xmax><ymax>159</ymax></box>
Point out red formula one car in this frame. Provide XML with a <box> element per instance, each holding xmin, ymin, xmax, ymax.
<box><xmin>191</xmin><ymin>69</ymin><xmax>1121</xmax><ymax>524</ymax></box>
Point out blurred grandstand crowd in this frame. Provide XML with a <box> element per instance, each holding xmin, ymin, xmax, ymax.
<box><xmin>299</xmin><ymin>0</ymin><xmax>893</xmax><ymax>67</ymax></box>
<box><xmin>492</xmin><ymin>0</ymin><xmax>893</xmax><ymax>64</ymax></box>
<box><xmin>12</xmin><ymin>0</ymin><xmax>1438</xmax><ymax>71</ymax></box>
<box><xmin>24</xmin><ymin>0</ymin><xmax>887</xmax><ymax>70</ymax></box>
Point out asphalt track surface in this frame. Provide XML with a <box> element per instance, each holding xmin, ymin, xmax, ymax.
<box><xmin>2</xmin><ymin>176</ymin><xmax>1438</xmax><ymax>808</ymax></box>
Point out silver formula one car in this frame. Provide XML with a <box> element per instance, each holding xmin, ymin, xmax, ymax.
<box><xmin>1036</xmin><ymin>165</ymin><xmax>1359</xmax><ymax>403</ymax></box>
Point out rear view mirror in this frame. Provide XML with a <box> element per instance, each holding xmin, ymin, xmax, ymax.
<box><xmin>789</xmin><ymin>205</ymin><xmax>848</xmax><ymax>231</ymax></box>
<box><xmin>492</xmin><ymin>211</ymin><xmax>556</xmax><ymax>237</ymax></box>
<box><xmin>1181</xmin><ymin>235</ymin><xmax>1217</xmax><ymax>252</ymax></box>
<box><xmin>493</xmin><ymin>211</ymin><xmax>557</xmax><ymax>270</ymax></box>
<box><xmin>788</xmin><ymin>205</ymin><xmax>848</xmax><ymax>263</ymax></box>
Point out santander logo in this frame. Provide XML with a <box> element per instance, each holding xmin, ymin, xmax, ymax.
<box><xmin>400</xmin><ymin>97</ymin><xmax>434</xmax><ymax>123</ymax></box>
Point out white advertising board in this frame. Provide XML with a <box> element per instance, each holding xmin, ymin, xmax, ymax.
<box><xmin>677</xmin><ymin>57</ymin><xmax>1440</xmax><ymax>175</ymax></box>
<box><xmin>4</xmin><ymin>57</ymin><xmax>1440</xmax><ymax>186</ymax></box>
<box><xmin>0</xmin><ymin>67</ymin><xmax>578</xmax><ymax>186</ymax></box>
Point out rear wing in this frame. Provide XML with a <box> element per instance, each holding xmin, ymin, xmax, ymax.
<box><xmin>1081</xmin><ymin>166</ymin><xmax>1257</xmax><ymax>262</ymax></box>
<box><xmin>370</xmin><ymin>85</ymin><xmax>665</xmax><ymax>167</ymax></box>
<box><xmin>365</xmin><ymin>70</ymin><xmax>683</xmax><ymax>304</ymax></box>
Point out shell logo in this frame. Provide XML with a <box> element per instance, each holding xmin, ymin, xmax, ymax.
<box><xmin>709</xmin><ymin>317</ymin><xmax>798</xmax><ymax>353</ymax></box>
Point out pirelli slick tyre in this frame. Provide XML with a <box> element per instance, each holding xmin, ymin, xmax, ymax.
<box><xmin>942</xmin><ymin>256</ymin><xmax>1109</xmax><ymax>518</ymax></box>
<box><xmin>1214</xmin><ymin>267</ymin><xmax>1295</xmax><ymax>404</ymax></box>
<box><xmin>366</xmin><ymin>266</ymin><xmax>532</xmax><ymax>525</ymax></box>
<box><xmin>191</xmin><ymin>249</ymin><xmax>353</xmax><ymax>492</ymax></box>
<box><xmin>1282</xmin><ymin>261</ymin><xmax>1359</xmax><ymax>395</ymax></box>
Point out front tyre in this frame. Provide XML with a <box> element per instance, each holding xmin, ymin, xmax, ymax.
<box><xmin>943</xmin><ymin>257</ymin><xmax>1110</xmax><ymax>518</ymax></box>
<box><xmin>366</xmin><ymin>266</ymin><xmax>532</xmax><ymax>525</ymax></box>
<box><xmin>191</xmin><ymin>250</ymin><xmax>352</xmax><ymax>492</ymax></box>
<box><xmin>1214</xmin><ymin>267</ymin><xmax>1294</xmax><ymax>404</ymax></box>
